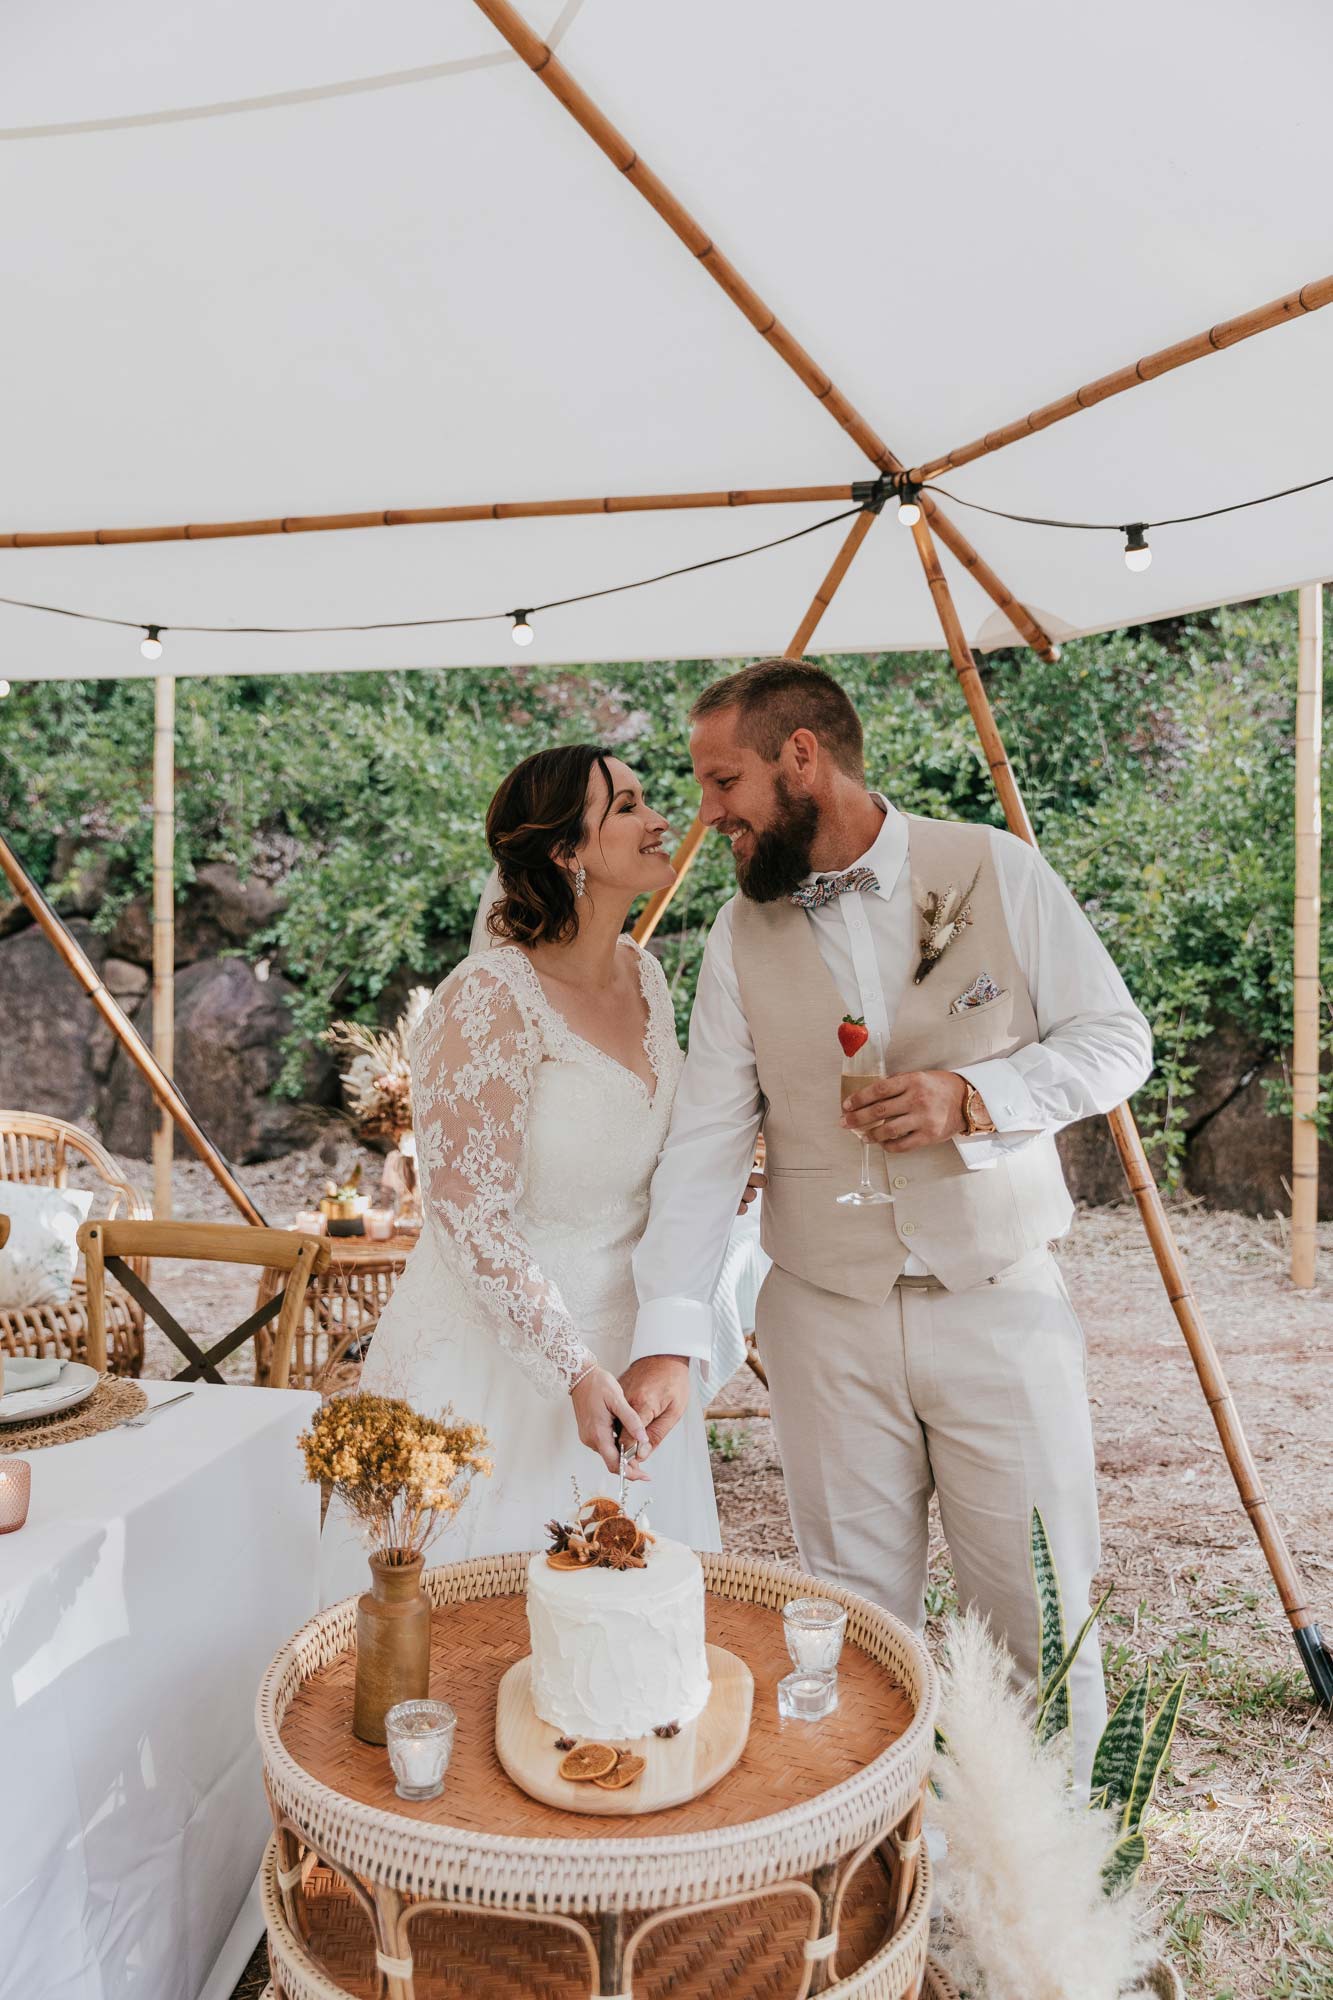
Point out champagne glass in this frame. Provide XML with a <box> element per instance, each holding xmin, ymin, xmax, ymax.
<box><xmin>838</xmin><ymin>1028</ymin><xmax>894</xmax><ymax>1206</ymax></box>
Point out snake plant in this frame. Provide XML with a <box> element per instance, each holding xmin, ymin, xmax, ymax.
<box><xmin>1030</xmin><ymin>1506</ymin><xmax>1187</xmax><ymax>1896</ymax></box>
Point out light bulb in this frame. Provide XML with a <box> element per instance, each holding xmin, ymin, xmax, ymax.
<box><xmin>895</xmin><ymin>481</ymin><xmax>922</xmax><ymax>527</ymax></box>
<box><xmin>0</xmin><ymin>680</ymin><xmax>10</xmax><ymax>698</ymax></box>
<box><xmin>1122</xmin><ymin>526</ymin><xmax>1152</xmax><ymax>573</ymax></box>
<box><xmin>510</xmin><ymin>612</ymin><xmax>534</xmax><ymax>647</ymax></box>
<box><xmin>140</xmin><ymin>626</ymin><xmax>164</xmax><ymax>660</ymax></box>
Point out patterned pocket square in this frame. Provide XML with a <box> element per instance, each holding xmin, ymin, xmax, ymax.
<box><xmin>950</xmin><ymin>972</ymin><xmax>1003</xmax><ymax>1015</ymax></box>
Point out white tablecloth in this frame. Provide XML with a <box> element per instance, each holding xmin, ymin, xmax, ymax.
<box><xmin>0</xmin><ymin>1381</ymin><xmax>320</xmax><ymax>2000</ymax></box>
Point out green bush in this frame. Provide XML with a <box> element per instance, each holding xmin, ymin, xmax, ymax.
<box><xmin>3</xmin><ymin>594</ymin><xmax>1329</xmax><ymax>1173</ymax></box>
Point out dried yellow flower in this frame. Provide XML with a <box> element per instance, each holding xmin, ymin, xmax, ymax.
<box><xmin>298</xmin><ymin>1392</ymin><xmax>491</xmax><ymax>1564</ymax></box>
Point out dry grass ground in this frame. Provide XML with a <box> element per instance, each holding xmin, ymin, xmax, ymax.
<box><xmin>116</xmin><ymin>1152</ymin><xmax>1331</xmax><ymax>1999</ymax></box>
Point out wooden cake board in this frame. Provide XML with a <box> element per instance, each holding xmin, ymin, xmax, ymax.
<box><xmin>495</xmin><ymin>1642</ymin><xmax>754</xmax><ymax>1815</ymax></box>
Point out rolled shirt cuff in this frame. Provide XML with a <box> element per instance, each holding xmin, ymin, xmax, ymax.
<box><xmin>952</xmin><ymin>1057</ymin><xmax>1042</xmax><ymax>1170</ymax></box>
<box><xmin>631</xmin><ymin>1296</ymin><xmax>714</xmax><ymax>1377</ymax></box>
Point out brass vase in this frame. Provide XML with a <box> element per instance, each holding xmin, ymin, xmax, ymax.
<box><xmin>353</xmin><ymin>1552</ymin><xmax>431</xmax><ymax>1744</ymax></box>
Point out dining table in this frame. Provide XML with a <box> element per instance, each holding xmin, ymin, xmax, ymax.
<box><xmin>0</xmin><ymin>1378</ymin><xmax>321</xmax><ymax>2000</ymax></box>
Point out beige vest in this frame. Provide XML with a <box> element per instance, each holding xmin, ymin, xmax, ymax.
<box><xmin>731</xmin><ymin>813</ymin><xmax>1074</xmax><ymax>1298</ymax></box>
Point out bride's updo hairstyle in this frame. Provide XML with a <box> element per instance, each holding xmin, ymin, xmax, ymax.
<box><xmin>485</xmin><ymin>744</ymin><xmax>617</xmax><ymax>946</ymax></box>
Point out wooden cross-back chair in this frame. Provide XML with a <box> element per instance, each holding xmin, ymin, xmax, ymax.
<box><xmin>77</xmin><ymin>1221</ymin><xmax>330</xmax><ymax>1388</ymax></box>
<box><xmin>0</xmin><ymin>1110</ymin><xmax>150</xmax><ymax>1374</ymax></box>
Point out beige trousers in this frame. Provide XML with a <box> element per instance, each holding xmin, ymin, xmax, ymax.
<box><xmin>757</xmin><ymin>1245</ymin><xmax>1107</xmax><ymax>1787</ymax></box>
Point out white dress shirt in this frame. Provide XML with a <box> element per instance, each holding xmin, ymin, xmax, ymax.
<box><xmin>632</xmin><ymin>797</ymin><xmax>1153</xmax><ymax>1365</ymax></box>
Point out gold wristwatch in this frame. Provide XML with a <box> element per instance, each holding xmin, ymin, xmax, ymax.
<box><xmin>962</xmin><ymin>1081</ymin><xmax>997</xmax><ymax>1136</ymax></box>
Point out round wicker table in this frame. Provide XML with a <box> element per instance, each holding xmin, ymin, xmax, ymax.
<box><xmin>257</xmin><ymin>1551</ymin><xmax>939</xmax><ymax>2000</ymax></box>
<box><xmin>253</xmin><ymin>1233</ymin><xmax>419</xmax><ymax>1394</ymax></box>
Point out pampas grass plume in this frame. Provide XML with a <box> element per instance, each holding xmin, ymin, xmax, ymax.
<box><xmin>932</xmin><ymin>1610</ymin><xmax>1158</xmax><ymax>2000</ymax></box>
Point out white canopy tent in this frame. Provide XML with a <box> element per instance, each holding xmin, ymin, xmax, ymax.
<box><xmin>2</xmin><ymin>0</ymin><xmax>1332</xmax><ymax>678</ymax></box>
<box><xmin>0</xmin><ymin>0</ymin><xmax>1328</xmax><ymax>1701</ymax></box>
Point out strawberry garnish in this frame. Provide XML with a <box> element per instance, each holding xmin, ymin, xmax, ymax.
<box><xmin>837</xmin><ymin>1015</ymin><xmax>869</xmax><ymax>1058</ymax></box>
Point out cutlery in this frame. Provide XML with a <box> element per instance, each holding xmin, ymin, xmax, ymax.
<box><xmin>121</xmin><ymin>1390</ymin><xmax>195</xmax><ymax>1430</ymax></box>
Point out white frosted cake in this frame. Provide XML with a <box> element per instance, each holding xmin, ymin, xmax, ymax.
<box><xmin>526</xmin><ymin>1532</ymin><xmax>712</xmax><ymax>1740</ymax></box>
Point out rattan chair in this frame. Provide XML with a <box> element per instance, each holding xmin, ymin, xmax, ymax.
<box><xmin>0</xmin><ymin>1110</ymin><xmax>150</xmax><ymax>1375</ymax></box>
<box><xmin>78</xmin><ymin>1221</ymin><xmax>330</xmax><ymax>1387</ymax></box>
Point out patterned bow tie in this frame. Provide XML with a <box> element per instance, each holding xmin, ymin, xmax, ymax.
<box><xmin>788</xmin><ymin>865</ymin><xmax>880</xmax><ymax>912</ymax></box>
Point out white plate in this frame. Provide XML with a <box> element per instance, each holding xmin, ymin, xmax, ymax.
<box><xmin>0</xmin><ymin>1361</ymin><xmax>100</xmax><ymax>1426</ymax></box>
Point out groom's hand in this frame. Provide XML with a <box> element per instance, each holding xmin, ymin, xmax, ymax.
<box><xmin>841</xmin><ymin>1069</ymin><xmax>969</xmax><ymax>1150</ymax></box>
<box><xmin>619</xmin><ymin>1354</ymin><xmax>692</xmax><ymax>1453</ymax></box>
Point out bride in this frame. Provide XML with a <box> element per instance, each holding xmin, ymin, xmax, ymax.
<box><xmin>320</xmin><ymin>744</ymin><xmax>721</xmax><ymax>1602</ymax></box>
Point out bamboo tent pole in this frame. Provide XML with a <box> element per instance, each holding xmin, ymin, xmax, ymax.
<box><xmin>912</xmin><ymin>273</ymin><xmax>1333</xmax><ymax>483</ymax></box>
<box><xmin>910</xmin><ymin>512</ymin><xmax>1333</xmax><ymax>1705</ymax></box>
<box><xmin>468</xmin><ymin>0</ymin><xmax>1058</xmax><ymax>666</ymax></box>
<box><xmin>0</xmin><ymin>833</ymin><xmax>265</xmax><ymax>1227</ymax></box>
<box><xmin>1292</xmin><ymin>584</ymin><xmax>1323</xmax><ymax>1289</ymax></box>
<box><xmin>0</xmin><ymin>482</ymin><xmax>857</xmax><ymax>552</ymax></box>
<box><xmin>634</xmin><ymin>504</ymin><xmax>883</xmax><ymax>946</ymax></box>
<box><xmin>151</xmin><ymin>674</ymin><xmax>175</xmax><ymax>1220</ymax></box>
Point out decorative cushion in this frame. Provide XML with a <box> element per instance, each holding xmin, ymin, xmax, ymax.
<box><xmin>0</xmin><ymin>1182</ymin><xmax>95</xmax><ymax>1310</ymax></box>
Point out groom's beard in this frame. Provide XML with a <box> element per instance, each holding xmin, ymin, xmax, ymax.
<box><xmin>732</xmin><ymin>778</ymin><xmax>821</xmax><ymax>902</ymax></box>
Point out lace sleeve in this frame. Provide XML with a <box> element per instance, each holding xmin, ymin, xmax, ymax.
<box><xmin>410</xmin><ymin>961</ymin><xmax>597</xmax><ymax>1400</ymax></box>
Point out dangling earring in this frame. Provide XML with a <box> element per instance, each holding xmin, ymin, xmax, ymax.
<box><xmin>573</xmin><ymin>862</ymin><xmax>587</xmax><ymax>901</ymax></box>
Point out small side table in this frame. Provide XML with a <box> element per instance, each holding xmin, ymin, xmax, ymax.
<box><xmin>257</xmin><ymin>1552</ymin><xmax>939</xmax><ymax>2000</ymax></box>
<box><xmin>253</xmin><ymin>1232</ymin><xmax>419</xmax><ymax>1394</ymax></box>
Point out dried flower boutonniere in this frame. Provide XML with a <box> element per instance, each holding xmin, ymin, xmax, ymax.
<box><xmin>914</xmin><ymin>867</ymin><xmax>981</xmax><ymax>984</ymax></box>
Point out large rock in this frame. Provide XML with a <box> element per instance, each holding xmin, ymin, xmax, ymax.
<box><xmin>1185</xmin><ymin>1053</ymin><xmax>1328</xmax><ymax>1218</ymax></box>
<box><xmin>100</xmin><ymin>955</ymin><xmax>336</xmax><ymax>1163</ymax></box>
<box><xmin>1179</xmin><ymin>1017</ymin><xmax>1266</xmax><ymax>1130</ymax></box>
<box><xmin>1057</xmin><ymin>1116</ymin><xmax>1129</xmax><ymax>1206</ymax></box>
<box><xmin>0</xmin><ymin>920</ymin><xmax>115</xmax><ymax>1123</ymax></box>
<box><xmin>109</xmin><ymin>861</ymin><xmax>287</xmax><ymax>967</ymax></box>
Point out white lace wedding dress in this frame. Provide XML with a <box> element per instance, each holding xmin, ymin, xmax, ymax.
<box><xmin>319</xmin><ymin>936</ymin><xmax>720</xmax><ymax>1605</ymax></box>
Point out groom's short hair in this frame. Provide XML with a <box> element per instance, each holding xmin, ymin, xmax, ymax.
<box><xmin>690</xmin><ymin>659</ymin><xmax>865</xmax><ymax>778</ymax></box>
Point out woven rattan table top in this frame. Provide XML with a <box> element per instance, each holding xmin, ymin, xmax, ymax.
<box><xmin>259</xmin><ymin>1551</ymin><xmax>936</xmax><ymax>1910</ymax></box>
<box><xmin>280</xmin><ymin>1590</ymin><xmax>913</xmax><ymax>1843</ymax></box>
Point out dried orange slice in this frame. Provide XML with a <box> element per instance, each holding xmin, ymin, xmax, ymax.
<box><xmin>579</xmin><ymin>1496</ymin><xmax>621</xmax><ymax>1523</ymax></box>
<box><xmin>546</xmin><ymin>1550</ymin><xmax>591</xmax><ymax>1571</ymax></box>
<box><xmin>559</xmin><ymin>1742</ymin><xmax>618</xmax><ymax>1781</ymax></box>
<box><xmin>593</xmin><ymin>1514</ymin><xmax>639</xmax><ymax>1556</ymax></box>
<box><xmin>593</xmin><ymin>1751</ymin><xmax>645</xmax><ymax>1790</ymax></box>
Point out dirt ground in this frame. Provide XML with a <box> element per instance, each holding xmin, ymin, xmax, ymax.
<box><xmin>110</xmin><ymin>1146</ymin><xmax>1332</xmax><ymax>2000</ymax></box>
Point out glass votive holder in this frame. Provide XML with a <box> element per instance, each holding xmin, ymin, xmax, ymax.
<box><xmin>364</xmin><ymin>1209</ymin><xmax>395</xmax><ymax>1242</ymax></box>
<box><xmin>777</xmin><ymin>1668</ymin><xmax>839</xmax><ymax>1721</ymax></box>
<box><xmin>0</xmin><ymin>1459</ymin><xmax>31</xmax><ymax>1534</ymax></box>
<box><xmin>385</xmin><ymin>1698</ymin><xmax>456</xmax><ymax>1801</ymax></box>
<box><xmin>783</xmin><ymin>1597</ymin><xmax>847</xmax><ymax>1676</ymax></box>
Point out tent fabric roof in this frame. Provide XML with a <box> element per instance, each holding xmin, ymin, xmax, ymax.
<box><xmin>4</xmin><ymin>0</ymin><xmax>1332</xmax><ymax>682</ymax></box>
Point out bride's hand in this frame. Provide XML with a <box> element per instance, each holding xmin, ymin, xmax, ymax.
<box><xmin>569</xmin><ymin>1367</ymin><xmax>652</xmax><ymax>1479</ymax></box>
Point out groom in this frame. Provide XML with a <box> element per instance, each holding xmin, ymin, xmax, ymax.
<box><xmin>622</xmin><ymin>658</ymin><xmax>1152</xmax><ymax>1783</ymax></box>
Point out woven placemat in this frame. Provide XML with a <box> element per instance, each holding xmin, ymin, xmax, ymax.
<box><xmin>0</xmin><ymin>1376</ymin><xmax>148</xmax><ymax>1452</ymax></box>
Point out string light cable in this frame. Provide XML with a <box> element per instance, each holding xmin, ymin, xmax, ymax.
<box><xmin>0</xmin><ymin>503</ymin><xmax>863</xmax><ymax>661</ymax></box>
<box><xmin>913</xmin><ymin>465</ymin><xmax>1333</xmax><ymax>572</ymax></box>
<box><xmin>3</xmin><ymin>459</ymin><xmax>1332</xmax><ymax>668</ymax></box>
